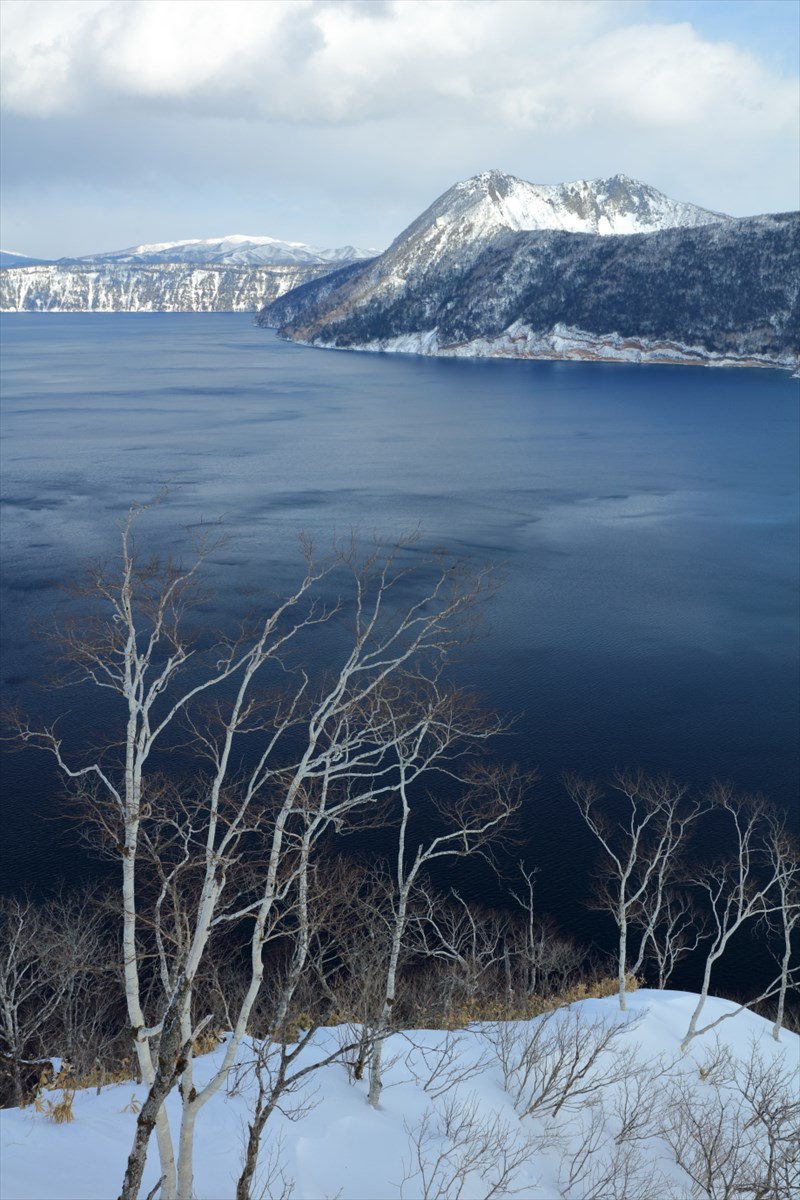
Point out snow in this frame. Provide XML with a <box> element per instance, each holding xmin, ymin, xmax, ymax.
<box><xmin>0</xmin><ymin>262</ymin><xmax>335</xmax><ymax>313</ymax></box>
<box><xmin>414</xmin><ymin>170</ymin><xmax>729</xmax><ymax>247</ymax></box>
<box><xmin>2</xmin><ymin>992</ymin><xmax>796</xmax><ymax>1200</ymax></box>
<box><xmin>307</xmin><ymin>321</ymin><xmax>799</xmax><ymax>373</ymax></box>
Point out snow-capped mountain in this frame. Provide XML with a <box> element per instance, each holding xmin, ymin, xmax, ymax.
<box><xmin>76</xmin><ymin>234</ymin><xmax>377</xmax><ymax>267</ymax></box>
<box><xmin>393</xmin><ymin>169</ymin><xmax>726</xmax><ymax>255</ymax></box>
<box><xmin>257</xmin><ymin>172</ymin><xmax>798</xmax><ymax>371</ymax></box>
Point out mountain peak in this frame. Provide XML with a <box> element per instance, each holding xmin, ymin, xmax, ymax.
<box><xmin>385</xmin><ymin>170</ymin><xmax>730</xmax><ymax>270</ymax></box>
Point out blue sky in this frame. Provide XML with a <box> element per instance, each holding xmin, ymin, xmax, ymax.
<box><xmin>1</xmin><ymin>0</ymin><xmax>798</xmax><ymax>258</ymax></box>
<box><xmin>646</xmin><ymin>0</ymin><xmax>799</xmax><ymax>73</ymax></box>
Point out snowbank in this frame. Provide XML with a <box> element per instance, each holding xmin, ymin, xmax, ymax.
<box><xmin>1</xmin><ymin>991</ymin><xmax>796</xmax><ymax>1200</ymax></box>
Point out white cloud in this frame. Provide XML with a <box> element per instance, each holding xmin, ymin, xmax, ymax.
<box><xmin>2</xmin><ymin>0</ymin><xmax>794</xmax><ymax>140</ymax></box>
<box><xmin>1</xmin><ymin>0</ymin><xmax>796</xmax><ymax>255</ymax></box>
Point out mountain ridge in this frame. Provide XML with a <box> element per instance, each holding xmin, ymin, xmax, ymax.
<box><xmin>74</xmin><ymin>234</ymin><xmax>378</xmax><ymax>267</ymax></box>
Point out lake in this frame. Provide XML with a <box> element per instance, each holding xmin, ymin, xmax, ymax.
<box><xmin>1</xmin><ymin>313</ymin><xmax>798</xmax><ymax>963</ymax></box>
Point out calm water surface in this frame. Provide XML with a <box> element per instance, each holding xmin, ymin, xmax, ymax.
<box><xmin>1</xmin><ymin>314</ymin><xmax>798</xmax><ymax>944</ymax></box>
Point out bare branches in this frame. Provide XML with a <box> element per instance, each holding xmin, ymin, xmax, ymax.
<box><xmin>565</xmin><ymin>770</ymin><xmax>704</xmax><ymax>1010</ymax></box>
<box><xmin>12</xmin><ymin>508</ymin><xmax>509</xmax><ymax>1200</ymax></box>
<box><xmin>399</xmin><ymin>1092</ymin><xmax>533</xmax><ymax>1200</ymax></box>
<box><xmin>762</xmin><ymin>814</ymin><xmax>800</xmax><ymax>1041</ymax></box>
<box><xmin>661</xmin><ymin>1039</ymin><xmax>800</xmax><ymax>1199</ymax></box>
<box><xmin>681</xmin><ymin>786</ymin><xmax>797</xmax><ymax>1050</ymax></box>
<box><xmin>483</xmin><ymin>1006</ymin><xmax>643</xmax><ymax>1120</ymax></box>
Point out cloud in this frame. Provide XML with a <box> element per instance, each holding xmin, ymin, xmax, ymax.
<box><xmin>1</xmin><ymin>0</ymin><xmax>796</xmax><ymax>256</ymax></box>
<box><xmin>2</xmin><ymin>0</ymin><xmax>795</xmax><ymax>137</ymax></box>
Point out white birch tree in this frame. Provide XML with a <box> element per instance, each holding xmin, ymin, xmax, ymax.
<box><xmin>763</xmin><ymin>813</ymin><xmax>800</xmax><ymax>1041</ymax></box>
<box><xmin>13</xmin><ymin>505</ymin><xmax>501</xmax><ymax>1200</ymax></box>
<box><xmin>565</xmin><ymin>771</ymin><xmax>705</xmax><ymax>1009</ymax></box>
<box><xmin>366</xmin><ymin>737</ymin><xmax>524</xmax><ymax>1108</ymax></box>
<box><xmin>680</xmin><ymin>786</ymin><xmax>798</xmax><ymax>1051</ymax></box>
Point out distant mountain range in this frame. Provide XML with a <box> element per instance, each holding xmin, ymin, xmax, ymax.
<box><xmin>0</xmin><ymin>250</ymin><xmax>51</xmax><ymax>268</ymax></box>
<box><xmin>0</xmin><ymin>235</ymin><xmax>376</xmax><ymax>312</ymax></box>
<box><xmin>257</xmin><ymin>171</ymin><xmax>799</xmax><ymax>371</ymax></box>
<box><xmin>74</xmin><ymin>234</ymin><xmax>378</xmax><ymax>267</ymax></box>
<box><xmin>1</xmin><ymin>234</ymin><xmax>377</xmax><ymax>269</ymax></box>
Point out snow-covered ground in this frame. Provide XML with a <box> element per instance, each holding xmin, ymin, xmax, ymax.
<box><xmin>2</xmin><ymin>991</ymin><xmax>797</xmax><ymax>1200</ymax></box>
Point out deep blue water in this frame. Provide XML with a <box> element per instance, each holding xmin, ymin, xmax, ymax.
<box><xmin>1</xmin><ymin>314</ymin><xmax>798</xmax><ymax>959</ymax></box>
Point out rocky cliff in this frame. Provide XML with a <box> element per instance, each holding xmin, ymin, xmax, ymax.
<box><xmin>0</xmin><ymin>262</ymin><xmax>337</xmax><ymax>312</ymax></box>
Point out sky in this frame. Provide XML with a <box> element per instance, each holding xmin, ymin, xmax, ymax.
<box><xmin>1</xmin><ymin>0</ymin><xmax>798</xmax><ymax>258</ymax></box>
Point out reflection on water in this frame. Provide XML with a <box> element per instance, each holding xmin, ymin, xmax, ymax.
<box><xmin>1</xmin><ymin>314</ymin><xmax>798</xmax><ymax>937</ymax></box>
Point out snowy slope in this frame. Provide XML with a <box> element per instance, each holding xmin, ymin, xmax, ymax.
<box><xmin>428</xmin><ymin>171</ymin><xmax>729</xmax><ymax>237</ymax></box>
<box><xmin>1</xmin><ymin>992</ymin><xmax>797</xmax><ymax>1200</ymax></box>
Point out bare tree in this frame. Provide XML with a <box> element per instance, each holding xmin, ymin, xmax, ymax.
<box><xmin>565</xmin><ymin>771</ymin><xmax>705</xmax><ymax>1010</ymax></box>
<box><xmin>508</xmin><ymin>867</ymin><xmax>587</xmax><ymax>1006</ymax></box>
<box><xmin>11</xmin><ymin>505</ymin><xmax>505</xmax><ymax>1200</ymax></box>
<box><xmin>0</xmin><ymin>894</ymin><xmax>67</xmax><ymax>1105</ymax></box>
<box><xmin>636</xmin><ymin>887</ymin><xmax>709</xmax><ymax>991</ymax></box>
<box><xmin>680</xmin><ymin>786</ymin><xmax>797</xmax><ymax>1051</ymax></box>
<box><xmin>366</xmin><ymin>741</ymin><xmax>524</xmax><ymax>1107</ymax></box>
<box><xmin>401</xmin><ymin>1030</ymin><xmax>491</xmax><ymax>1100</ymax></box>
<box><xmin>0</xmin><ymin>884</ymin><xmax>122</xmax><ymax>1105</ymax></box>
<box><xmin>37</xmin><ymin>884</ymin><xmax>125</xmax><ymax>1082</ymax></box>
<box><xmin>763</xmin><ymin>813</ymin><xmax>800</xmax><ymax>1041</ymax></box>
<box><xmin>410</xmin><ymin>890</ymin><xmax>513</xmax><ymax>1023</ymax></box>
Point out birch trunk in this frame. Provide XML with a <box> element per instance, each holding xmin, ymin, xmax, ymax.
<box><xmin>368</xmin><ymin>890</ymin><xmax>407</xmax><ymax>1108</ymax></box>
<box><xmin>617</xmin><ymin>909</ymin><xmax>628</xmax><ymax>1012</ymax></box>
<box><xmin>772</xmin><ymin>924</ymin><xmax>791</xmax><ymax>1041</ymax></box>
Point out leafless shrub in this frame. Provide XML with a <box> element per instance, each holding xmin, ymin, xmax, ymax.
<box><xmin>662</xmin><ymin>1070</ymin><xmax>755</xmax><ymax>1199</ymax></box>
<box><xmin>609</xmin><ymin>1054</ymin><xmax>671</xmax><ymax>1144</ymax></box>
<box><xmin>695</xmin><ymin>1036</ymin><xmax>735</xmax><ymax>1087</ymax></box>
<box><xmin>399</xmin><ymin>1092</ymin><xmax>534</xmax><ymax>1200</ymax></box>
<box><xmin>661</xmin><ymin>1039</ymin><xmax>800</xmax><ymax>1199</ymax></box>
<box><xmin>732</xmin><ymin>1040</ymin><xmax>800</xmax><ymax>1199</ymax></box>
<box><xmin>401</xmin><ymin>1031</ymin><xmax>491</xmax><ymax>1099</ymax></box>
<box><xmin>484</xmin><ymin>1007</ymin><xmax>643</xmax><ymax>1119</ymax></box>
<box><xmin>558</xmin><ymin>1099</ymin><xmax>667</xmax><ymax>1200</ymax></box>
